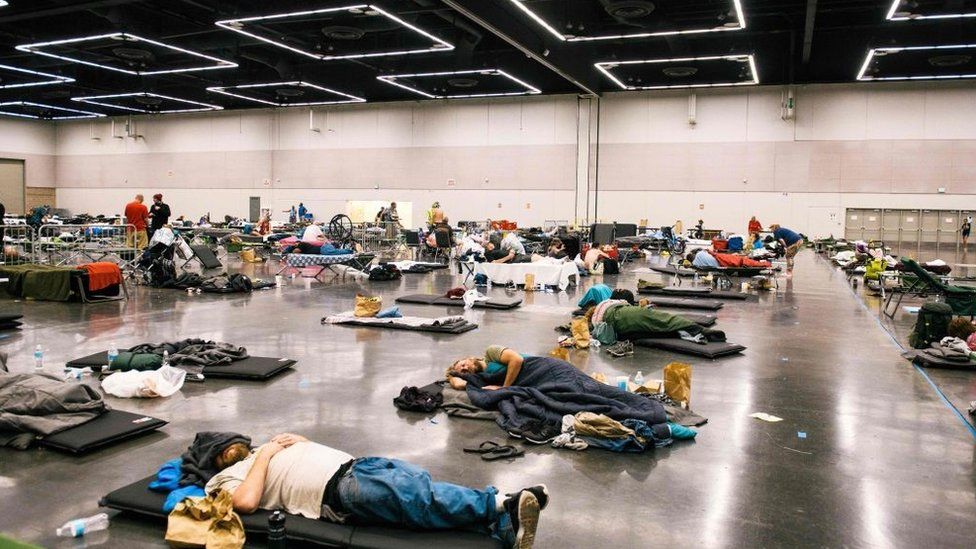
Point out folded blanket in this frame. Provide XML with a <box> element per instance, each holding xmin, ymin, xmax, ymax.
<box><xmin>0</xmin><ymin>372</ymin><xmax>107</xmax><ymax>448</ymax></box>
<box><xmin>0</xmin><ymin>264</ymin><xmax>75</xmax><ymax>301</ymax></box>
<box><xmin>79</xmin><ymin>262</ymin><xmax>122</xmax><ymax>291</ymax></box>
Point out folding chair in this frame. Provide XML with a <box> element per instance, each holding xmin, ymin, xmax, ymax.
<box><xmin>884</xmin><ymin>258</ymin><xmax>976</xmax><ymax>318</ymax></box>
<box><xmin>178</xmin><ymin>242</ymin><xmax>223</xmax><ymax>271</ymax></box>
<box><xmin>402</xmin><ymin>229</ymin><xmax>422</xmax><ymax>261</ymax></box>
<box><xmin>432</xmin><ymin>226</ymin><xmax>454</xmax><ymax>264</ymax></box>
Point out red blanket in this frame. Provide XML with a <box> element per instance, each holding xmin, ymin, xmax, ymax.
<box><xmin>79</xmin><ymin>262</ymin><xmax>123</xmax><ymax>291</ymax></box>
<box><xmin>711</xmin><ymin>253</ymin><xmax>770</xmax><ymax>268</ymax></box>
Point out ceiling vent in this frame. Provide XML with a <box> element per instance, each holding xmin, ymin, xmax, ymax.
<box><xmin>448</xmin><ymin>77</ymin><xmax>479</xmax><ymax>88</ymax></box>
<box><xmin>275</xmin><ymin>87</ymin><xmax>306</xmax><ymax>97</ymax></box>
<box><xmin>603</xmin><ymin>1</ymin><xmax>655</xmax><ymax>19</ymax></box>
<box><xmin>112</xmin><ymin>47</ymin><xmax>154</xmax><ymax>62</ymax></box>
<box><xmin>928</xmin><ymin>54</ymin><xmax>971</xmax><ymax>67</ymax></box>
<box><xmin>663</xmin><ymin>66</ymin><xmax>698</xmax><ymax>77</ymax></box>
<box><xmin>321</xmin><ymin>26</ymin><xmax>366</xmax><ymax>40</ymax></box>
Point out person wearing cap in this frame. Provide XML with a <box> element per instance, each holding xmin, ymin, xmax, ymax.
<box><xmin>148</xmin><ymin>193</ymin><xmax>171</xmax><ymax>239</ymax></box>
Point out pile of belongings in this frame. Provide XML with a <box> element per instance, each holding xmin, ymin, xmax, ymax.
<box><xmin>894</xmin><ymin>259</ymin><xmax>951</xmax><ymax>276</ymax></box>
<box><xmin>0</xmin><ymin>363</ymin><xmax>108</xmax><ymax>449</ymax></box>
<box><xmin>905</xmin><ymin>336</ymin><xmax>976</xmax><ymax>368</ymax></box>
<box><xmin>161</xmin><ymin>273</ymin><xmax>274</xmax><ymax>293</ymax></box>
<box><xmin>115</xmin><ymin>339</ymin><xmax>249</xmax><ymax>375</ymax></box>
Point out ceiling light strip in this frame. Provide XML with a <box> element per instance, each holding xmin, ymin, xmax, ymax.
<box><xmin>595</xmin><ymin>54</ymin><xmax>759</xmax><ymax>90</ymax></box>
<box><xmin>215</xmin><ymin>4</ymin><xmax>454</xmax><ymax>61</ymax></box>
<box><xmin>857</xmin><ymin>45</ymin><xmax>976</xmax><ymax>81</ymax></box>
<box><xmin>886</xmin><ymin>0</ymin><xmax>976</xmax><ymax>21</ymax></box>
<box><xmin>206</xmin><ymin>81</ymin><xmax>366</xmax><ymax>107</ymax></box>
<box><xmin>0</xmin><ymin>63</ymin><xmax>74</xmax><ymax>89</ymax></box>
<box><xmin>508</xmin><ymin>0</ymin><xmax>745</xmax><ymax>41</ymax></box>
<box><xmin>16</xmin><ymin>32</ymin><xmax>237</xmax><ymax>76</ymax></box>
<box><xmin>0</xmin><ymin>101</ymin><xmax>105</xmax><ymax>120</ymax></box>
<box><xmin>377</xmin><ymin>69</ymin><xmax>541</xmax><ymax>99</ymax></box>
<box><xmin>72</xmin><ymin>93</ymin><xmax>223</xmax><ymax>113</ymax></box>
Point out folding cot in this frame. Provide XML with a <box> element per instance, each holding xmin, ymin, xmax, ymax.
<box><xmin>884</xmin><ymin>258</ymin><xmax>976</xmax><ymax>318</ymax></box>
<box><xmin>638</xmin><ymin>286</ymin><xmax>750</xmax><ymax>301</ymax></box>
<box><xmin>0</xmin><ymin>263</ymin><xmax>127</xmax><ymax>303</ymax></box>
<box><xmin>277</xmin><ymin>253</ymin><xmax>375</xmax><ymax>281</ymax></box>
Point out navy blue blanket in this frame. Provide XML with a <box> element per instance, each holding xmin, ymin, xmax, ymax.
<box><xmin>462</xmin><ymin>356</ymin><xmax>667</xmax><ymax>432</ymax></box>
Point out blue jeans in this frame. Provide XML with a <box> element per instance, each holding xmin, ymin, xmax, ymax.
<box><xmin>337</xmin><ymin>457</ymin><xmax>512</xmax><ymax>544</ymax></box>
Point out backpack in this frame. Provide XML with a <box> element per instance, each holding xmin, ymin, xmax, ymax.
<box><xmin>909</xmin><ymin>301</ymin><xmax>953</xmax><ymax>349</ymax></box>
<box><xmin>228</xmin><ymin>273</ymin><xmax>253</xmax><ymax>293</ymax></box>
<box><xmin>600</xmin><ymin>258</ymin><xmax>620</xmax><ymax>275</ymax></box>
<box><xmin>369</xmin><ymin>263</ymin><xmax>402</xmax><ymax>281</ymax></box>
<box><xmin>144</xmin><ymin>258</ymin><xmax>177</xmax><ymax>288</ymax></box>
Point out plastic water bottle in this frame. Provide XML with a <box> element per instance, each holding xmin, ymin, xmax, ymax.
<box><xmin>267</xmin><ymin>511</ymin><xmax>286</xmax><ymax>549</ymax></box>
<box><xmin>56</xmin><ymin>513</ymin><xmax>109</xmax><ymax>537</ymax></box>
<box><xmin>162</xmin><ymin>350</ymin><xmax>170</xmax><ymax>368</ymax></box>
<box><xmin>486</xmin><ymin>277</ymin><xmax>492</xmax><ymax>291</ymax></box>
<box><xmin>107</xmin><ymin>343</ymin><xmax>119</xmax><ymax>370</ymax></box>
<box><xmin>633</xmin><ymin>371</ymin><xmax>645</xmax><ymax>388</ymax></box>
<box><xmin>33</xmin><ymin>345</ymin><xmax>43</xmax><ymax>371</ymax></box>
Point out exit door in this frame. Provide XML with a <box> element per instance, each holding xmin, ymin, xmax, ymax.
<box><xmin>249</xmin><ymin>197</ymin><xmax>261</xmax><ymax>223</ymax></box>
<box><xmin>0</xmin><ymin>159</ymin><xmax>25</xmax><ymax>215</ymax></box>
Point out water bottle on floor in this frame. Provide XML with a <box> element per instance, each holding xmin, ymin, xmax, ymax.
<box><xmin>56</xmin><ymin>513</ymin><xmax>109</xmax><ymax>537</ymax></box>
<box><xmin>162</xmin><ymin>350</ymin><xmax>170</xmax><ymax>368</ymax></box>
<box><xmin>107</xmin><ymin>343</ymin><xmax>119</xmax><ymax>371</ymax></box>
<box><xmin>33</xmin><ymin>345</ymin><xmax>43</xmax><ymax>371</ymax></box>
<box><xmin>633</xmin><ymin>371</ymin><xmax>645</xmax><ymax>389</ymax></box>
<box><xmin>267</xmin><ymin>511</ymin><xmax>286</xmax><ymax>549</ymax></box>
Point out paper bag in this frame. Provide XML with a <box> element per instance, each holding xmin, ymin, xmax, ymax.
<box><xmin>165</xmin><ymin>490</ymin><xmax>245</xmax><ymax>549</ymax></box>
<box><xmin>354</xmin><ymin>294</ymin><xmax>382</xmax><ymax>317</ymax></box>
<box><xmin>663</xmin><ymin>362</ymin><xmax>692</xmax><ymax>407</ymax></box>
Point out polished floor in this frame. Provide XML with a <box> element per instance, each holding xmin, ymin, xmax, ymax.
<box><xmin>1</xmin><ymin>252</ymin><xmax>974</xmax><ymax>548</ymax></box>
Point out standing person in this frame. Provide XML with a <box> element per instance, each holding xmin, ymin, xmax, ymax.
<box><xmin>748</xmin><ymin>216</ymin><xmax>763</xmax><ymax>237</ymax></box>
<box><xmin>962</xmin><ymin>216</ymin><xmax>972</xmax><ymax>249</ymax></box>
<box><xmin>148</xmin><ymin>193</ymin><xmax>171</xmax><ymax>239</ymax></box>
<box><xmin>124</xmin><ymin>194</ymin><xmax>150</xmax><ymax>250</ymax></box>
<box><xmin>770</xmin><ymin>224</ymin><xmax>804</xmax><ymax>276</ymax></box>
<box><xmin>285</xmin><ymin>206</ymin><xmax>297</xmax><ymax>224</ymax></box>
<box><xmin>427</xmin><ymin>201</ymin><xmax>446</xmax><ymax>228</ymax></box>
<box><xmin>298</xmin><ymin>202</ymin><xmax>307</xmax><ymax>221</ymax></box>
<box><xmin>0</xmin><ymin>200</ymin><xmax>5</xmax><ymax>242</ymax></box>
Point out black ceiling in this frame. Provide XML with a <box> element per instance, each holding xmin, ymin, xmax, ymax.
<box><xmin>0</xmin><ymin>0</ymin><xmax>973</xmax><ymax>118</ymax></box>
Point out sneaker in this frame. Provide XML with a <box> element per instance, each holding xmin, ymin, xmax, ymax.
<box><xmin>606</xmin><ymin>341</ymin><xmax>634</xmax><ymax>357</ymax></box>
<box><xmin>505</xmin><ymin>490</ymin><xmax>541</xmax><ymax>549</ymax></box>
<box><xmin>522</xmin><ymin>423</ymin><xmax>561</xmax><ymax>445</ymax></box>
<box><xmin>507</xmin><ymin>485</ymin><xmax>550</xmax><ymax>510</ymax></box>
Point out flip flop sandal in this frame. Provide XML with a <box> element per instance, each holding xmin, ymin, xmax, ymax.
<box><xmin>463</xmin><ymin>441</ymin><xmax>504</xmax><ymax>454</ymax></box>
<box><xmin>481</xmin><ymin>445</ymin><xmax>525</xmax><ymax>461</ymax></box>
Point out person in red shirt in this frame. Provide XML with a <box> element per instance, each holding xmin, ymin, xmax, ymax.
<box><xmin>748</xmin><ymin>216</ymin><xmax>763</xmax><ymax>237</ymax></box>
<box><xmin>124</xmin><ymin>194</ymin><xmax>150</xmax><ymax>249</ymax></box>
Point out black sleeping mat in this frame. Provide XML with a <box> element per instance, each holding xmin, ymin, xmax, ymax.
<box><xmin>647</xmin><ymin>297</ymin><xmax>724</xmax><ymax>310</ymax></box>
<box><xmin>396</xmin><ymin>294</ymin><xmax>522</xmax><ymax>310</ymax></box>
<box><xmin>639</xmin><ymin>287</ymin><xmax>750</xmax><ymax>300</ymax></box>
<box><xmin>649</xmin><ymin>265</ymin><xmax>696</xmax><ymax>277</ymax></box>
<box><xmin>40</xmin><ymin>410</ymin><xmax>167</xmax><ymax>454</ymax></box>
<box><xmin>632</xmin><ymin>338</ymin><xmax>745</xmax><ymax>358</ymax></box>
<box><xmin>66</xmin><ymin>352</ymin><xmax>296</xmax><ymax>380</ymax></box>
<box><xmin>101</xmin><ymin>477</ymin><xmax>503</xmax><ymax>549</ymax></box>
<box><xmin>330</xmin><ymin>319</ymin><xmax>478</xmax><ymax>334</ymax></box>
<box><xmin>0</xmin><ymin>313</ymin><xmax>23</xmax><ymax>322</ymax></box>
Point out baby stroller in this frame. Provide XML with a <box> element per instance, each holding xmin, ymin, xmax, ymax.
<box><xmin>137</xmin><ymin>241</ymin><xmax>178</xmax><ymax>287</ymax></box>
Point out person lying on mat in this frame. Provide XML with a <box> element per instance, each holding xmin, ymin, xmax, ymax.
<box><xmin>484</xmin><ymin>242</ymin><xmax>542</xmax><ymax>264</ymax></box>
<box><xmin>585</xmin><ymin>296</ymin><xmax>723</xmax><ymax>344</ymax></box>
<box><xmin>207</xmin><ymin>433</ymin><xmax>546</xmax><ymax>549</ymax></box>
<box><xmin>688</xmin><ymin>248</ymin><xmax>720</xmax><ymax>269</ymax></box>
<box><xmin>687</xmin><ymin>249</ymin><xmax>771</xmax><ymax>269</ymax></box>
<box><xmin>447</xmin><ymin>345</ymin><xmax>526</xmax><ymax>390</ymax></box>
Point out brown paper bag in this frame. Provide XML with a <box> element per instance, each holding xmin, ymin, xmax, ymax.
<box><xmin>571</xmin><ymin>316</ymin><xmax>591</xmax><ymax>349</ymax></box>
<box><xmin>524</xmin><ymin>273</ymin><xmax>536</xmax><ymax>291</ymax></box>
<box><xmin>166</xmin><ymin>490</ymin><xmax>245</xmax><ymax>549</ymax></box>
<box><xmin>663</xmin><ymin>362</ymin><xmax>692</xmax><ymax>407</ymax></box>
<box><xmin>549</xmin><ymin>346</ymin><xmax>570</xmax><ymax>361</ymax></box>
<box><xmin>354</xmin><ymin>294</ymin><xmax>382</xmax><ymax>317</ymax></box>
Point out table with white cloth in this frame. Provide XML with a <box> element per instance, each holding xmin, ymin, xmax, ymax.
<box><xmin>474</xmin><ymin>260</ymin><xmax>579</xmax><ymax>291</ymax></box>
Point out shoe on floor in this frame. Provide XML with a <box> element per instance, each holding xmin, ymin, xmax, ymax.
<box><xmin>507</xmin><ymin>485</ymin><xmax>549</xmax><ymax>510</ymax></box>
<box><xmin>505</xmin><ymin>490</ymin><xmax>541</xmax><ymax>549</ymax></box>
<box><xmin>522</xmin><ymin>422</ymin><xmax>561</xmax><ymax>445</ymax></box>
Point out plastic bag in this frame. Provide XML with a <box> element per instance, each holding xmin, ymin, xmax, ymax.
<box><xmin>663</xmin><ymin>362</ymin><xmax>692</xmax><ymax>407</ymax></box>
<box><xmin>149</xmin><ymin>227</ymin><xmax>176</xmax><ymax>247</ymax></box>
<box><xmin>354</xmin><ymin>294</ymin><xmax>382</xmax><ymax>317</ymax></box>
<box><xmin>102</xmin><ymin>365</ymin><xmax>186</xmax><ymax>398</ymax></box>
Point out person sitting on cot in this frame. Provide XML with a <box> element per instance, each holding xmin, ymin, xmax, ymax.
<box><xmin>582</xmin><ymin>244</ymin><xmax>610</xmax><ymax>272</ymax></box>
<box><xmin>546</xmin><ymin>238</ymin><xmax>567</xmax><ymax>259</ymax></box>
<box><xmin>446</xmin><ymin>345</ymin><xmax>526</xmax><ymax>390</ymax></box>
<box><xmin>206</xmin><ymin>433</ymin><xmax>546</xmax><ymax>549</ymax></box>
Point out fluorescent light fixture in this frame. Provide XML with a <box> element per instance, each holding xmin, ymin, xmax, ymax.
<box><xmin>886</xmin><ymin>0</ymin><xmax>976</xmax><ymax>21</ymax></box>
<box><xmin>16</xmin><ymin>32</ymin><xmax>237</xmax><ymax>75</ymax></box>
<box><xmin>0</xmin><ymin>101</ymin><xmax>105</xmax><ymax>120</ymax></box>
<box><xmin>0</xmin><ymin>63</ymin><xmax>74</xmax><ymax>89</ymax></box>
<box><xmin>595</xmin><ymin>54</ymin><xmax>759</xmax><ymax>90</ymax></box>
<box><xmin>206</xmin><ymin>81</ymin><xmax>365</xmax><ymax>107</ymax></box>
<box><xmin>857</xmin><ymin>44</ymin><xmax>976</xmax><ymax>81</ymax></box>
<box><xmin>216</xmin><ymin>4</ymin><xmax>453</xmax><ymax>61</ymax></box>
<box><xmin>0</xmin><ymin>1</ymin><xmax>9</xmax><ymax>7</ymax></box>
<box><xmin>508</xmin><ymin>0</ymin><xmax>746</xmax><ymax>42</ymax></box>
<box><xmin>72</xmin><ymin>92</ymin><xmax>223</xmax><ymax>114</ymax></box>
<box><xmin>376</xmin><ymin>69</ymin><xmax>542</xmax><ymax>99</ymax></box>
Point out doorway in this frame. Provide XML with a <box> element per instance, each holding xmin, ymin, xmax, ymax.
<box><xmin>0</xmin><ymin>159</ymin><xmax>25</xmax><ymax>215</ymax></box>
<box><xmin>249</xmin><ymin>197</ymin><xmax>261</xmax><ymax>222</ymax></box>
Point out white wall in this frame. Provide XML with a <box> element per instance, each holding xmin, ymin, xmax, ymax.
<box><xmin>54</xmin><ymin>96</ymin><xmax>579</xmax><ymax>225</ymax></box>
<box><xmin>0</xmin><ymin>117</ymin><xmax>56</xmax><ymax>187</ymax></box>
<box><xmin>596</xmin><ymin>82</ymin><xmax>976</xmax><ymax>237</ymax></box>
<box><xmin>50</xmin><ymin>81</ymin><xmax>976</xmax><ymax>236</ymax></box>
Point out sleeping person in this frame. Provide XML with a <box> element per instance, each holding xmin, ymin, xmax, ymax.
<box><xmin>586</xmin><ymin>297</ymin><xmax>724</xmax><ymax>344</ymax></box>
<box><xmin>447</xmin><ymin>345</ymin><xmax>526</xmax><ymax>390</ymax></box>
<box><xmin>686</xmin><ymin>248</ymin><xmax>771</xmax><ymax>269</ymax></box>
<box><xmin>205</xmin><ymin>433</ymin><xmax>545</xmax><ymax>549</ymax></box>
<box><xmin>284</xmin><ymin>224</ymin><xmax>352</xmax><ymax>255</ymax></box>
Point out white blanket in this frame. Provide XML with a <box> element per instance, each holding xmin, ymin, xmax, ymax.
<box><xmin>475</xmin><ymin>261</ymin><xmax>579</xmax><ymax>291</ymax></box>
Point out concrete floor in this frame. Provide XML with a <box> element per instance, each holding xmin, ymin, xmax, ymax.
<box><xmin>1</xmin><ymin>252</ymin><xmax>975</xmax><ymax>548</ymax></box>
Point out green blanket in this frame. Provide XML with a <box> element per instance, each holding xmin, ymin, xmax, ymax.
<box><xmin>604</xmin><ymin>305</ymin><xmax>698</xmax><ymax>336</ymax></box>
<box><xmin>0</xmin><ymin>264</ymin><xmax>76</xmax><ymax>301</ymax></box>
<box><xmin>109</xmin><ymin>352</ymin><xmax>164</xmax><ymax>372</ymax></box>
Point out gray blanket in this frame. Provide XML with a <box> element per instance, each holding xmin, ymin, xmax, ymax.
<box><xmin>441</xmin><ymin>388</ymin><xmax>500</xmax><ymax>421</ymax></box>
<box><xmin>0</xmin><ymin>372</ymin><xmax>107</xmax><ymax>448</ymax></box>
<box><xmin>127</xmin><ymin>339</ymin><xmax>248</xmax><ymax>375</ymax></box>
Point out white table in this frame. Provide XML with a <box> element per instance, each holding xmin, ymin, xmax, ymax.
<box><xmin>475</xmin><ymin>261</ymin><xmax>579</xmax><ymax>291</ymax></box>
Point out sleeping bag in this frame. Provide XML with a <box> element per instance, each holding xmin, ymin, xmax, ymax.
<box><xmin>711</xmin><ymin>253</ymin><xmax>771</xmax><ymax>268</ymax></box>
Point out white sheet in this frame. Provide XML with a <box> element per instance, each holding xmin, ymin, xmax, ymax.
<box><xmin>475</xmin><ymin>261</ymin><xmax>579</xmax><ymax>290</ymax></box>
